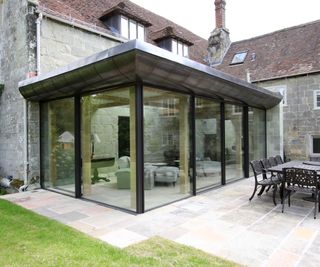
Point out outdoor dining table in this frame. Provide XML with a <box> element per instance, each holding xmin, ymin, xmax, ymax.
<box><xmin>268</xmin><ymin>160</ymin><xmax>320</xmax><ymax>174</ymax></box>
<box><xmin>268</xmin><ymin>160</ymin><xmax>320</xmax><ymax>202</ymax></box>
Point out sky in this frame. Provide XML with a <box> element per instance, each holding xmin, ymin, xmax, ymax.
<box><xmin>130</xmin><ymin>0</ymin><xmax>320</xmax><ymax>42</ymax></box>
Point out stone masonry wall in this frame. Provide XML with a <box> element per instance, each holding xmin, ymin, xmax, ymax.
<box><xmin>40</xmin><ymin>17</ymin><xmax>121</xmax><ymax>73</ymax></box>
<box><xmin>0</xmin><ymin>0</ymin><xmax>32</xmax><ymax>179</ymax></box>
<box><xmin>0</xmin><ymin>4</ymin><xmax>122</xmax><ymax>181</ymax></box>
<box><xmin>256</xmin><ymin>73</ymin><xmax>320</xmax><ymax>160</ymax></box>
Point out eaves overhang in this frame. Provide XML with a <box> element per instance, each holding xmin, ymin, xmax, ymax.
<box><xmin>19</xmin><ymin>40</ymin><xmax>282</xmax><ymax>109</ymax></box>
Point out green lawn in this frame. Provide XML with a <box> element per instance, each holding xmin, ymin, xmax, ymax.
<box><xmin>0</xmin><ymin>199</ymin><xmax>241</xmax><ymax>267</ymax></box>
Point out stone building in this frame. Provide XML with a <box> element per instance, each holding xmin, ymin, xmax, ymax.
<box><xmin>0</xmin><ymin>0</ymin><xmax>208</xmax><ymax>181</ymax></box>
<box><xmin>216</xmin><ymin>20</ymin><xmax>320</xmax><ymax>161</ymax></box>
<box><xmin>0</xmin><ymin>0</ymin><xmax>282</xmax><ymax>213</ymax></box>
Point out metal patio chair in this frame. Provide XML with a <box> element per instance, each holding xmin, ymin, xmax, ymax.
<box><xmin>282</xmin><ymin>168</ymin><xmax>320</xmax><ymax>219</ymax></box>
<box><xmin>268</xmin><ymin>156</ymin><xmax>278</xmax><ymax>167</ymax></box>
<box><xmin>249</xmin><ymin>160</ymin><xmax>281</xmax><ymax>205</ymax></box>
<box><xmin>275</xmin><ymin>155</ymin><xmax>284</xmax><ymax>165</ymax></box>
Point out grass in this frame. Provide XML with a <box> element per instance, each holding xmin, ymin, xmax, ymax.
<box><xmin>0</xmin><ymin>199</ymin><xmax>241</xmax><ymax>267</ymax></box>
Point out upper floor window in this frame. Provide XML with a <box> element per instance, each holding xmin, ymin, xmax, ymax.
<box><xmin>230</xmin><ymin>51</ymin><xmax>247</xmax><ymax>65</ymax></box>
<box><xmin>120</xmin><ymin>16</ymin><xmax>145</xmax><ymax>40</ymax></box>
<box><xmin>171</xmin><ymin>39</ymin><xmax>189</xmax><ymax>57</ymax></box>
<box><xmin>313</xmin><ymin>90</ymin><xmax>320</xmax><ymax>110</ymax></box>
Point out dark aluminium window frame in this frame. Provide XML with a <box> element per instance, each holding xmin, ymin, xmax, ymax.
<box><xmin>39</xmin><ymin>82</ymin><xmax>267</xmax><ymax>214</ymax></box>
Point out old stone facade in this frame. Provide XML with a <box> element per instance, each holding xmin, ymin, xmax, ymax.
<box><xmin>0</xmin><ymin>0</ymin><xmax>122</xmax><ymax>181</ymax></box>
<box><xmin>256</xmin><ymin>73</ymin><xmax>320</xmax><ymax>160</ymax></box>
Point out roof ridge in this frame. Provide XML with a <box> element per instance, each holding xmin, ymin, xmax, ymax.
<box><xmin>232</xmin><ymin>19</ymin><xmax>320</xmax><ymax>44</ymax></box>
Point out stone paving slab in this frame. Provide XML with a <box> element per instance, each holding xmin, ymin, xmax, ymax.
<box><xmin>2</xmin><ymin>178</ymin><xmax>320</xmax><ymax>267</ymax></box>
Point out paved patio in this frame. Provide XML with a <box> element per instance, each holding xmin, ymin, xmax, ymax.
<box><xmin>1</xmin><ymin>177</ymin><xmax>320</xmax><ymax>267</ymax></box>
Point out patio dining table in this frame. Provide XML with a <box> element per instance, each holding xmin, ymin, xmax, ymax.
<box><xmin>268</xmin><ymin>160</ymin><xmax>320</xmax><ymax>202</ymax></box>
<box><xmin>268</xmin><ymin>160</ymin><xmax>320</xmax><ymax>174</ymax></box>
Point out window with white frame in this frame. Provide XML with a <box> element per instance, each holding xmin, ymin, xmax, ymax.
<box><xmin>172</xmin><ymin>39</ymin><xmax>189</xmax><ymax>57</ymax></box>
<box><xmin>313</xmin><ymin>90</ymin><xmax>320</xmax><ymax>110</ymax></box>
<box><xmin>161</xmin><ymin>98</ymin><xmax>177</xmax><ymax>117</ymax></box>
<box><xmin>162</xmin><ymin>132</ymin><xmax>178</xmax><ymax>146</ymax></box>
<box><xmin>120</xmin><ymin>16</ymin><xmax>145</xmax><ymax>40</ymax></box>
<box><xmin>264</xmin><ymin>85</ymin><xmax>287</xmax><ymax>106</ymax></box>
<box><xmin>232</xmin><ymin>105</ymin><xmax>243</xmax><ymax>115</ymax></box>
<box><xmin>310</xmin><ymin>135</ymin><xmax>320</xmax><ymax>155</ymax></box>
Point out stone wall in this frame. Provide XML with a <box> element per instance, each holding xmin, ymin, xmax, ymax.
<box><xmin>0</xmin><ymin>4</ymin><xmax>122</xmax><ymax>181</ymax></box>
<box><xmin>256</xmin><ymin>73</ymin><xmax>320</xmax><ymax>160</ymax></box>
<box><xmin>0</xmin><ymin>0</ymin><xmax>32</xmax><ymax>179</ymax></box>
<box><xmin>40</xmin><ymin>17</ymin><xmax>121</xmax><ymax>72</ymax></box>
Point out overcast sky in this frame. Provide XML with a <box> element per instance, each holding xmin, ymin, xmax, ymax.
<box><xmin>130</xmin><ymin>0</ymin><xmax>320</xmax><ymax>42</ymax></box>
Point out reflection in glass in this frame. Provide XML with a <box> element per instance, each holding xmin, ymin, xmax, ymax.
<box><xmin>195</xmin><ymin>98</ymin><xmax>221</xmax><ymax>190</ymax></box>
<box><xmin>143</xmin><ymin>87</ymin><xmax>191</xmax><ymax>210</ymax></box>
<box><xmin>225</xmin><ymin>104</ymin><xmax>244</xmax><ymax>181</ymax></box>
<box><xmin>81</xmin><ymin>87</ymin><xmax>136</xmax><ymax>211</ymax></box>
<box><xmin>249</xmin><ymin>108</ymin><xmax>266</xmax><ymax>175</ymax></box>
<box><xmin>41</xmin><ymin>98</ymin><xmax>75</xmax><ymax>195</ymax></box>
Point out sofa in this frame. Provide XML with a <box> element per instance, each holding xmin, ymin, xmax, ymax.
<box><xmin>115</xmin><ymin>158</ymin><xmax>158</xmax><ymax>190</ymax></box>
<box><xmin>154</xmin><ymin>166</ymin><xmax>179</xmax><ymax>186</ymax></box>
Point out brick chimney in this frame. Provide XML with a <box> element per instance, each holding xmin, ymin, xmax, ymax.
<box><xmin>215</xmin><ymin>0</ymin><xmax>226</xmax><ymax>29</ymax></box>
<box><xmin>206</xmin><ymin>0</ymin><xmax>230</xmax><ymax>66</ymax></box>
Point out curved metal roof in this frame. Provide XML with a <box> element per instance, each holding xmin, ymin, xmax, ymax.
<box><xmin>19</xmin><ymin>40</ymin><xmax>282</xmax><ymax>109</ymax></box>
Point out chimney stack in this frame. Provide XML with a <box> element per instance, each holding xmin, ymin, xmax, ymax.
<box><xmin>215</xmin><ymin>0</ymin><xmax>226</xmax><ymax>29</ymax></box>
<box><xmin>206</xmin><ymin>0</ymin><xmax>230</xmax><ymax>66</ymax></box>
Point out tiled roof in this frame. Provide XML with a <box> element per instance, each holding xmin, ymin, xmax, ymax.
<box><xmin>216</xmin><ymin>20</ymin><xmax>320</xmax><ymax>82</ymax></box>
<box><xmin>38</xmin><ymin>0</ymin><xmax>208</xmax><ymax>63</ymax></box>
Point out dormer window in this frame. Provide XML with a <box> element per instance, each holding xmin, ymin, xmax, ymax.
<box><xmin>99</xmin><ymin>3</ymin><xmax>151</xmax><ymax>41</ymax></box>
<box><xmin>156</xmin><ymin>38</ymin><xmax>190</xmax><ymax>58</ymax></box>
<box><xmin>172</xmin><ymin>39</ymin><xmax>189</xmax><ymax>57</ymax></box>
<box><xmin>120</xmin><ymin>16</ymin><xmax>145</xmax><ymax>40</ymax></box>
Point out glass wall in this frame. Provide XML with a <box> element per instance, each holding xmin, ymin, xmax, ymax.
<box><xmin>41</xmin><ymin>98</ymin><xmax>75</xmax><ymax>195</ymax></box>
<box><xmin>195</xmin><ymin>97</ymin><xmax>221</xmax><ymax>190</ymax></box>
<box><xmin>143</xmin><ymin>87</ymin><xmax>191</xmax><ymax>210</ymax></box>
<box><xmin>249</xmin><ymin>108</ymin><xmax>266</xmax><ymax>175</ymax></box>
<box><xmin>81</xmin><ymin>87</ymin><xmax>137</xmax><ymax>211</ymax></box>
<box><xmin>225</xmin><ymin>104</ymin><xmax>244</xmax><ymax>181</ymax></box>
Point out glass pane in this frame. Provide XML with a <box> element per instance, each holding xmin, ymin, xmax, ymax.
<box><xmin>317</xmin><ymin>93</ymin><xmax>320</xmax><ymax>108</ymax></box>
<box><xmin>225</xmin><ymin>104</ymin><xmax>244</xmax><ymax>181</ymax></box>
<box><xmin>129</xmin><ymin>20</ymin><xmax>137</xmax><ymax>40</ymax></box>
<box><xmin>144</xmin><ymin>87</ymin><xmax>191</xmax><ymax>210</ymax></box>
<box><xmin>120</xmin><ymin>16</ymin><xmax>129</xmax><ymax>39</ymax></box>
<box><xmin>183</xmin><ymin>45</ymin><xmax>189</xmax><ymax>57</ymax></box>
<box><xmin>178</xmin><ymin>42</ymin><xmax>183</xmax><ymax>56</ymax></box>
<box><xmin>137</xmin><ymin>24</ymin><xmax>145</xmax><ymax>41</ymax></box>
<box><xmin>249</xmin><ymin>108</ymin><xmax>266</xmax><ymax>175</ymax></box>
<box><xmin>172</xmin><ymin>39</ymin><xmax>177</xmax><ymax>54</ymax></box>
<box><xmin>231</xmin><ymin>52</ymin><xmax>247</xmax><ymax>64</ymax></box>
<box><xmin>313</xmin><ymin>138</ymin><xmax>320</xmax><ymax>153</ymax></box>
<box><xmin>195</xmin><ymin>98</ymin><xmax>221</xmax><ymax>190</ymax></box>
<box><xmin>81</xmin><ymin>87</ymin><xmax>136</xmax><ymax>211</ymax></box>
<box><xmin>41</xmin><ymin>98</ymin><xmax>75</xmax><ymax>196</ymax></box>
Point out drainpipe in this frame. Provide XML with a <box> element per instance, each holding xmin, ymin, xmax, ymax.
<box><xmin>36</xmin><ymin>12</ymin><xmax>42</xmax><ymax>75</ymax></box>
<box><xmin>23</xmin><ymin>12</ymin><xmax>42</xmax><ymax>185</ymax></box>
<box><xmin>23</xmin><ymin>99</ymin><xmax>29</xmax><ymax>185</ymax></box>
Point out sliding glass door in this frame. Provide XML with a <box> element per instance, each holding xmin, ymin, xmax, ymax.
<box><xmin>143</xmin><ymin>87</ymin><xmax>191</xmax><ymax>210</ymax></box>
<box><xmin>195</xmin><ymin>97</ymin><xmax>221</xmax><ymax>190</ymax></box>
<box><xmin>41</xmin><ymin>98</ymin><xmax>75</xmax><ymax>195</ymax></box>
<box><xmin>81</xmin><ymin>87</ymin><xmax>137</xmax><ymax>211</ymax></box>
<box><xmin>225</xmin><ymin>104</ymin><xmax>244</xmax><ymax>182</ymax></box>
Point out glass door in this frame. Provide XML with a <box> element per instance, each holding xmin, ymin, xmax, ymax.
<box><xmin>195</xmin><ymin>97</ymin><xmax>222</xmax><ymax>190</ymax></box>
<box><xmin>225</xmin><ymin>104</ymin><xmax>244</xmax><ymax>182</ymax></box>
<box><xmin>81</xmin><ymin>87</ymin><xmax>137</xmax><ymax>211</ymax></box>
